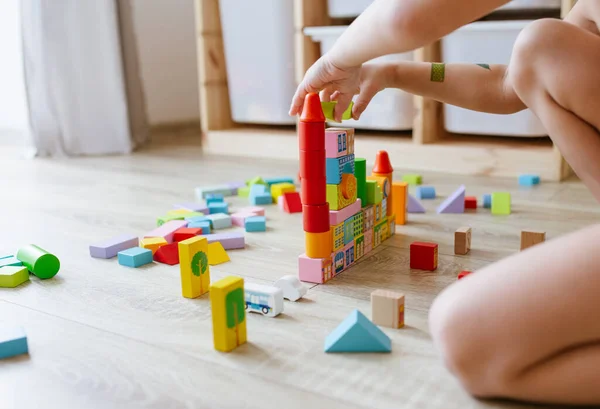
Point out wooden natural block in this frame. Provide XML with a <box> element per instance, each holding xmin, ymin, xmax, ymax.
<box><xmin>520</xmin><ymin>230</ymin><xmax>546</xmax><ymax>251</ymax></box>
<box><xmin>454</xmin><ymin>227</ymin><xmax>471</xmax><ymax>255</ymax></box>
<box><xmin>371</xmin><ymin>289</ymin><xmax>405</xmax><ymax>329</ymax></box>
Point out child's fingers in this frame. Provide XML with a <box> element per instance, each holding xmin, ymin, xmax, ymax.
<box><xmin>320</xmin><ymin>87</ymin><xmax>335</xmax><ymax>102</ymax></box>
<box><xmin>333</xmin><ymin>93</ymin><xmax>354</xmax><ymax>122</ymax></box>
<box><xmin>353</xmin><ymin>86</ymin><xmax>378</xmax><ymax>120</ymax></box>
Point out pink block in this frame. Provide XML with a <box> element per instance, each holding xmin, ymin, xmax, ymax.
<box><xmin>364</xmin><ymin>229</ymin><xmax>374</xmax><ymax>248</ymax></box>
<box><xmin>145</xmin><ymin>220</ymin><xmax>189</xmax><ymax>243</ymax></box>
<box><xmin>298</xmin><ymin>253</ymin><xmax>333</xmax><ymax>284</ymax></box>
<box><xmin>329</xmin><ymin>198</ymin><xmax>361</xmax><ymax>225</ymax></box>
<box><xmin>239</xmin><ymin>206</ymin><xmax>265</xmax><ymax>216</ymax></box>
<box><xmin>231</xmin><ymin>211</ymin><xmax>257</xmax><ymax>227</ymax></box>
<box><xmin>278</xmin><ymin>198</ymin><xmax>285</xmax><ymax>211</ymax></box>
<box><xmin>325</xmin><ymin>128</ymin><xmax>354</xmax><ymax>158</ymax></box>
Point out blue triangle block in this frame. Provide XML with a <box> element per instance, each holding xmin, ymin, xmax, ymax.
<box><xmin>437</xmin><ymin>185</ymin><xmax>466</xmax><ymax>214</ymax></box>
<box><xmin>407</xmin><ymin>194</ymin><xmax>426</xmax><ymax>213</ymax></box>
<box><xmin>324</xmin><ymin>309</ymin><xmax>391</xmax><ymax>353</ymax></box>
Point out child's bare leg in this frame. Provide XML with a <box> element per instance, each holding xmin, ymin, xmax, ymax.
<box><xmin>429</xmin><ymin>224</ymin><xmax>600</xmax><ymax>404</ymax></box>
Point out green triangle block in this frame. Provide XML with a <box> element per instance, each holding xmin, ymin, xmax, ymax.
<box><xmin>324</xmin><ymin>309</ymin><xmax>391</xmax><ymax>353</ymax></box>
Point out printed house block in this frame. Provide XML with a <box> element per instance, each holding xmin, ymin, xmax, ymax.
<box><xmin>325</xmin><ymin>127</ymin><xmax>355</xmax><ymax>158</ymax></box>
<box><xmin>343</xmin><ymin>216</ymin><xmax>355</xmax><ymax>245</ymax></box>
<box><xmin>354</xmin><ymin>234</ymin><xmax>365</xmax><ymax>260</ymax></box>
<box><xmin>344</xmin><ymin>242</ymin><xmax>356</xmax><ymax>269</ymax></box>
<box><xmin>353</xmin><ymin>211</ymin><xmax>364</xmax><ymax>237</ymax></box>
<box><xmin>333</xmin><ymin>246</ymin><xmax>347</xmax><ymax>275</ymax></box>
<box><xmin>329</xmin><ymin>198</ymin><xmax>361</xmax><ymax>226</ymax></box>
<box><xmin>410</xmin><ymin>242</ymin><xmax>438</xmax><ymax>271</ymax></box>
<box><xmin>326</xmin><ymin>174</ymin><xmax>357</xmax><ymax>211</ymax></box>
<box><xmin>326</xmin><ymin>154</ymin><xmax>355</xmax><ymax>184</ymax></box>
<box><xmin>362</xmin><ymin>205</ymin><xmax>374</xmax><ymax>232</ymax></box>
<box><xmin>332</xmin><ymin>222</ymin><xmax>345</xmax><ymax>251</ymax></box>
<box><xmin>371</xmin><ymin>289</ymin><xmax>405</xmax><ymax>329</ymax></box>
<box><xmin>387</xmin><ymin>216</ymin><xmax>396</xmax><ymax>237</ymax></box>
<box><xmin>298</xmin><ymin>254</ymin><xmax>333</xmax><ymax>284</ymax></box>
<box><xmin>210</xmin><ymin>276</ymin><xmax>247</xmax><ymax>352</ymax></box>
<box><xmin>364</xmin><ymin>229</ymin><xmax>374</xmax><ymax>254</ymax></box>
<box><xmin>373</xmin><ymin>218</ymin><xmax>388</xmax><ymax>248</ymax></box>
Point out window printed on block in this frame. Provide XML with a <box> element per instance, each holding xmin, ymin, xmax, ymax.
<box><xmin>333</xmin><ymin>235</ymin><xmax>344</xmax><ymax>251</ymax></box>
<box><xmin>345</xmin><ymin>244</ymin><xmax>355</xmax><ymax>267</ymax></box>
<box><xmin>354</xmin><ymin>235</ymin><xmax>364</xmax><ymax>259</ymax></box>
<box><xmin>362</xmin><ymin>206</ymin><xmax>374</xmax><ymax>231</ymax></box>
<box><xmin>347</xmin><ymin>130</ymin><xmax>355</xmax><ymax>155</ymax></box>
<box><xmin>323</xmin><ymin>260</ymin><xmax>333</xmax><ymax>282</ymax></box>
<box><xmin>353</xmin><ymin>212</ymin><xmax>363</xmax><ymax>237</ymax></box>
<box><xmin>374</xmin><ymin>203</ymin><xmax>382</xmax><ymax>223</ymax></box>
<box><xmin>337</xmin><ymin>132</ymin><xmax>346</xmax><ymax>154</ymax></box>
<box><xmin>343</xmin><ymin>217</ymin><xmax>355</xmax><ymax>244</ymax></box>
<box><xmin>382</xmin><ymin>198</ymin><xmax>387</xmax><ymax>216</ymax></box>
<box><xmin>334</xmin><ymin>250</ymin><xmax>345</xmax><ymax>275</ymax></box>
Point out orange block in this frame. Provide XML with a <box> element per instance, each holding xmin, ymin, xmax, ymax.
<box><xmin>392</xmin><ymin>182</ymin><xmax>408</xmax><ymax>225</ymax></box>
<box><xmin>305</xmin><ymin>230</ymin><xmax>332</xmax><ymax>259</ymax></box>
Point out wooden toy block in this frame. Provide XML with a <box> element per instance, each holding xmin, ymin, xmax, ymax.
<box><xmin>187</xmin><ymin>220</ymin><xmax>211</xmax><ymax>234</ymax></box>
<box><xmin>274</xmin><ymin>275</ymin><xmax>307</xmax><ymax>301</ymax></box>
<box><xmin>454</xmin><ymin>227</ymin><xmax>472</xmax><ymax>255</ymax></box>
<box><xmin>264</xmin><ymin>177</ymin><xmax>295</xmax><ymax>187</ymax></box>
<box><xmin>140</xmin><ymin>237</ymin><xmax>167</xmax><ymax>255</ymax></box>
<box><xmin>392</xmin><ymin>182</ymin><xmax>407</xmax><ymax>225</ymax></box>
<box><xmin>305</xmin><ymin>230</ymin><xmax>332</xmax><ymax>259</ymax></box>
<box><xmin>0</xmin><ymin>266</ymin><xmax>29</xmax><ymax>288</ymax></box>
<box><xmin>238</xmin><ymin>186</ymin><xmax>250</xmax><ymax>198</ymax></box>
<box><xmin>281</xmin><ymin>192</ymin><xmax>302</xmax><ymax>213</ymax></box>
<box><xmin>437</xmin><ymin>185</ymin><xmax>466</xmax><ymax>214</ymax></box>
<box><xmin>195</xmin><ymin>185</ymin><xmax>233</xmax><ymax>200</ymax></box>
<box><xmin>365</xmin><ymin>180</ymin><xmax>383</xmax><ymax>205</ymax></box>
<box><xmin>364</xmin><ymin>229</ymin><xmax>374</xmax><ymax>255</ymax></box>
<box><xmin>520</xmin><ymin>230</ymin><xmax>546</xmax><ymax>251</ymax></box>
<box><xmin>0</xmin><ymin>327</ymin><xmax>28</xmax><ymax>359</ymax></box>
<box><xmin>388</xmin><ymin>216</ymin><xmax>396</xmax><ymax>236</ymax></box>
<box><xmin>491</xmin><ymin>192</ymin><xmax>511</xmax><ymax>215</ymax></box>
<box><xmin>298</xmin><ymin>254</ymin><xmax>333</xmax><ymax>284</ymax></box>
<box><xmin>362</xmin><ymin>205</ymin><xmax>375</xmax><ymax>232</ymax></box>
<box><xmin>402</xmin><ymin>174</ymin><xmax>422</xmax><ymax>185</ymax></box>
<box><xmin>245</xmin><ymin>216</ymin><xmax>266</xmax><ymax>232</ymax></box>
<box><xmin>303</xmin><ymin>203</ymin><xmax>330</xmax><ymax>233</ymax></box>
<box><xmin>16</xmin><ymin>245</ymin><xmax>60</xmax><ymax>279</ymax></box>
<box><xmin>117</xmin><ymin>247</ymin><xmax>153</xmax><ymax>268</ymax></box>
<box><xmin>374</xmin><ymin>218</ymin><xmax>388</xmax><ymax>248</ymax></box>
<box><xmin>210</xmin><ymin>276</ymin><xmax>247</xmax><ymax>352</ymax></box>
<box><xmin>519</xmin><ymin>174</ymin><xmax>540</xmax><ymax>186</ymax></box>
<box><xmin>208</xmin><ymin>242</ymin><xmax>230</xmax><ymax>265</ymax></box>
<box><xmin>332</xmin><ymin>247</ymin><xmax>346</xmax><ymax>275</ymax></box>
<box><xmin>353</xmin><ymin>211</ymin><xmax>364</xmax><ymax>237</ymax></box>
<box><xmin>410</xmin><ymin>242</ymin><xmax>438</xmax><ymax>271</ymax></box>
<box><xmin>354</xmin><ymin>157</ymin><xmax>367</xmax><ymax>207</ymax></box>
<box><xmin>270</xmin><ymin>182</ymin><xmax>296</xmax><ymax>202</ymax></box>
<box><xmin>179</xmin><ymin>236</ymin><xmax>210</xmax><ymax>299</ymax></box>
<box><xmin>374</xmin><ymin>199</ymin><xmax>386</xmax><ymax>223</ymax></box>
<box><xmin>244</xmin><ymin>283</ymin><xmax>284</xmax><ymax>317</ymax></box>
<box><xmin>332</xmin><ymin>221</ymin><xmax>345</xmax><ymax>251</ymax></box>
<box><xmin>202</xmin><ymin>232</ymin><xmax>245</xmax><ymax>250</ymax></box>
<box><xmin>343</xmin><ymin>241</ymin><xmax>356</xmax><ymax>269</ymax></box>
<box><xmin>367</xmin><ymin>176</ymin><xmax>390</xmax><ymax>198</ymax></box>
<box><xmin>321</xmin><ymin>101</ymin><xmax>353</xmax><ymax>122</ymax></box>
<box><xmin>206</xmin><ymin>213</ymin><xmax>232</xmax><ymax>230</ymax></box>
<box><xmin>343</xmin><ymin>216</ymin><xmax>355</xmax><ymax>245</ymax></box>
<box><xmin>416</xmin><ymin>186</ymin><xmax>436</xmax><ymax>200</ymax></box>
<box><xmin>324</xmin><ymin>309</ymin><xmax>391</xmax><ymax>353</ymax></box>
<box><xmin>208</xmin><ymin>201</ymin><xmax>229</xmax><ymax>215</ymax></box>
<box><xmin>458</xmin><ymin>271</ymin><xmax>472</xmax><ymax>280</ymax></box>
<box><xmin>239</xmin><ymin>206</ymin><xmax>265</xmax><ymax>216</ymax></box>
<box><xmin>173</xmin><ymin>228</ymin><xmax>203</xmax><ymax>243</ymax></box>
<box><xmin>246</xmin><ymin>176</ymin><xmax>266</xmax><ymax>186</ymax></box>
<box><xmin>326</xmin><ymin>173</ymin><xmax>357</xmax><ymax>211</ymax></box>
<box><xmin>145</xmin><ymin>220</ymin><xmax>188</xmax><ymax>243</ymax></box>
<box><xmin>354</xmin><ymin>234</ymin><xmax>365</xmax><ymax>260</ymax></box>
<box><xmin>205</xmin><ymin>193</ymin><xmax>224</xmax><ymax>203</ymax></box>
<box><xmin>90</xmin><ymin>234</ymin><xmax>139</xmax><ymax>259</ymax></box>
<box><xmin>185</xmin><ymin>214</ymin><xmax>212</xmax><ymax>223</ymax></box>
<box><xmin>483</xmin><ymin>194</ymin><xmax>492</xmax><ymax>209</ymax></box>
<box><xmin>299</xmin><ymin>150</ymin><xmax>326</xmax><ymax>180</ymax></box>
<box><xmin>298</xmin><ymin>94</ymin><xmax>325</xmax><ymax>152</ymax></box>
<box><xmin>465</xmin><ymin>196</ymin><xmax>478</xmax><ymax>209</ymax></box>
<box><xmin>301</xmin><ymin>176</ymin><xmax>327</xmax><ymax>205</ymax></box>
<box><xmin>0</xmin><ymin>256</ymin><xmax>23</xmax><ymax>268</ymax></box>
<box><xmin>249</xmin><ymin>184</ymin><xmax>273</xmax><ymax>205</ymax></box>
<box><xmin>326</xmin><ymin>154</ymin><xmax>355</xmax><ymax>184</ymax></box>
<box><xmin>371</xmin><ymin>289</ymin><xmax>405</xmax><ymax>329</ymax></box>
<box><xmin>153</xmin><ymin>242</ymin><xmax>179</xmax><ymax>265</ymax></box>
<box><xmin>167</xmin><ymin>209</ymin><xmax>193</xmax><ymax>216</ymax></box>
<box><xmin>231</xmin><ymin>211</ymin><xmax>257</xmax><ymax>227</ymax></box>
<box><xmin>174</xmin><ymin>202</ymin><xmax>209</xmax><ymax>214</ymax></box>
<box><xmin>157</xmin><ymin>214</ymin><xmax>185</xmax><ymax>226</ymax></box>
<box><xmin>371</xmin><ymin>150</ymin><xmax>394</xmax><ymax>216</ymax></box>
<box><xmin>407</xmin><ymin>193</ymin><xmax>426</xmax><ymax>213</ymax></box>
<box><xmin>325</xmin><ymin>127</ymin><xmax>355</xmax><ymax>158</ymax></box>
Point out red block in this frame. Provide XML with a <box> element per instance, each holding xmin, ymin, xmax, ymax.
<box><xmin>303</xmin><ymin>203</ymin><xmax>330</xmax><ymax>233</ymax></box>
<box><xmin>410</xmin><ymin>242</ymin><xmax>438</xmax><ymax>271</ymax></box>
<box><xmin>301</xmin><ymin>177</ymin><xmax>326</xmax><ymax>205</ymax></box>
<box><xmin>458</xmin><ymin>270</ymin><xmax>472</xmax><ymax>280</ymax></box>
<box><xmin>465</xmin><ymin>196</ymin><xmax>477</xmax><ymax>209</ymax></box>
<box><xmin>300</xmin><ymin>150</ymin><xmax>326</xmax><ymax>180</ymax></box>
<box><xmin>154</xmin><ymin>242</ymin><xmax>179</xmax><ymax>265</ymax></box>
<box><xmin>298</xmin><ymin>122</ymin><xmax>325</xmax><ymax>151</ymax></box>
<box><xmin>282</xmin><ymin>192</ymin><xmax>302</xmax><ymax>213</ymax></box>
<box><xmin>173</xmin><ymin>227</ymin><xmax>202</xmax><ymax>243</ymax></box>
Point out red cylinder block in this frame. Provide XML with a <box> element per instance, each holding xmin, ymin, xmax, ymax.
<box><xmin>301</xmin><ymin>178</ymin><xmax>326</xmax><ymax>205</ymax></box>
<box><xmin>303</xmin><ymin>203</ymin><xmax>330</xmax><ymax>233</ymax></box>
<box><xmin>299</xmin><ymin>150</ymin><xmax>325</xmax><ymax>180</ymax></box>
<box><xmin>299</xmin><ymin>122</ymin><xmax>325</xmax><ymax>151</ymax></box>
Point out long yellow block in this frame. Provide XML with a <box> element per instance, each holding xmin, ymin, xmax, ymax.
<box><xmin>179</xmin><ymin>236</ymin><xmax>210</xmax><ymax>298</ymax></box>
<box><xmin>271</xmin><ymin>182</ymin><xmax>296</xmax><ymax>202</ymax></box>
<box><xmin>305</xmin><ymin>230</ymin><xmax>332</xmax><ymax>259</ymax></box>
<box><xmin>210</xmin><ymin>276</ymin><xmax>247</xmax><ymax>352</ymax></box>
<box><xmin>140</xmin><ymin>237</ymin><xmax>167</xmax><ymax>255</ymax></box>
<box><xmin>392</xmin><ymin>182</ymin><xmax>408</xmax><ymax>225</ymax></box>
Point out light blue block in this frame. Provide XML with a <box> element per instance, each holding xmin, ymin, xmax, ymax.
<box><xmin>483</xmin><ymin>194</ymin><xmax>492</xmax><ymax>209</ymax></box>
<box><xmin>195</xmin><ymin>185</ymin><xmax>233</xmax><ymax>200</ymax></box>
<box><xmin>245</xmin><ymin>216</ymin><xmax>266</xmax><ymax>232</ymax></box>
<box><xmin>185</xmin><ymin>214</ymin><xmax>212</xmax><ymax>227</ymax></box>
<box><xmin>519</xmin><ymin>174</ymin><xmax>540</xmax><ymax>186</ymax></box>
<box><xmin>324</xmin><ymin>309</ymin><xmax>391</xmax><ymax>353</ymax></box>
<box><xmin>117</xmin><ymin>247</ymin><xmax>153</xmax><ymax>268</ymax></box>
<box><xmin>206</xmin><ymin>194</ymin><xmax>225</xmax><ymax>204</ymax></box>
<box><xmin>415</xmin><ymin>186</ymin><xmax>436</xmax><ymax>200</ymax></box>
<box><xmin>264</xmin><ymin>177</ymin><xmax>294</xmax><ymax>187</ymax></box>
<box><xmin>208</xmin><ymin>202</ymin><xmax>229</xmax><ymax>214</ymax></box>
<box><xmin>0</xmin><ymin>327</ymin><xmax>28</xmax><ymax>359</ymax></box>
<box><xmin>187</xmin><ymin>220</ymin><xmax>211</xmax><ymax>234</ymax></box>
<box><xmin>250</xmin><ymin>194</ymin><xmax>272</xmax><ymax>205</ymax></box>
<box><xmin>206</xmin><ymin>213</ymin><xmax>232</xmax><ymax>230</ymax></box>
<box><xmin>326</xmin><ymin>154</ymin><xmax>355</xmax><ymax>184</ymax></box>
<box><xmin>0</xmin><ymin>256</ymin><xmax>23</xmax><ymax>268</ymax></box>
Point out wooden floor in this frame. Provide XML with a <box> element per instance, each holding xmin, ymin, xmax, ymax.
<box><xmin>1</xmin><ymin>131</ymin><xmax>598</xmax><ymax>409</ymax></box>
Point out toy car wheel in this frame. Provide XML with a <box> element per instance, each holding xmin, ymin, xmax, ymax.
<box><xmin>261</xmin><ymin>307</ymin><xmax>269</xmax><ymax>315</ymax></box>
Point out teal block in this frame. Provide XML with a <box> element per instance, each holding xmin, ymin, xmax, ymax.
<box><xmin>206</xmin><ymin>194</ymin><xmax>224</xmax><ymax>204</ymax></box>
<box><xmin>325</xmin><ymin>309</ymin><xmax>391</xmax><ymax>353</ymax></box>
<box><xmin>187</xmin><ymin>220</ymin><xmax>211</xmax><ymax>234</ymax></box>
<box><xmin>519</xmin><ymin>174</ymin><xmax>540</xmax><ymax>186</ymax></box>
<box><xmin>0</xmin><ymin>256</ymin><xmax>23</xmax><ymax>268</ymax></box>
<box><xmin>264</xmin><ymin>177</ymin><xmax>294</xmax><ymax>187</ymax></box>
<box><xmin>185</xmin><ymin>215</ymin><xmax>213</xmax><ymax>228</ymax></box>
<box><xmin>117</xmin><ymin>247</ymin><xmax>153</xmax><ymax>268</ymax></box>
<box><xmin>208</xmin><ymin>202</ymin><xmax>229</xmax><ymax>214</ymax></box>
<box><xmin>0</xmin><ymin>327</ymin><xmax>28</xmax><ymax>359</ymax></box>
<box><xmin>249</xmin><ymin>184</ymin><xmax>272</xmax><ymax>205</ymax></box>
<box><xmin>343</xmin><ymin>216</ymin><xmax>355</xmax><ymax>245</ymax></box>
<box><xmin>483</xmin><ymin>194</ymin><xmax>492</xmax><ymax>209</ymax></box>
<box><xmin>326</xmin><ymin>154</ymin><xmax>355</xmax><ymax>184</ymax></box>
<box><xmin>245</xmin><ymin>216</ymin><xmax>266</xmax><ymax>232</ymax></box>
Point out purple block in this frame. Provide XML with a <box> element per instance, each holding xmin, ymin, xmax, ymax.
<box><xmin>145</xmin><ymin>220</ymin><xmax>189</xmax><ymax>243</ymax></box>
<box><xmin>437</xmin><ymin>185</ymin><xmax>466</xmax><ymax>214</ymax></box>
<box><xmin>90</xmin><ymin>234</ymin><xmax>139</xmax><ymax>259</ymax></box>
<box><xmin>202</xmin><ymin>232</ymin><xmax>245</xmax><ymax>250</ymax></box>
<box><xmin>174</xmin><ymin>202</ymin><xmax>209</xmax><ymax>214</ymax></box>
<box><xmin>407</xmin><ymin>194</ymin><xmax>426</xmax><ymax>213</ymax></box>
<box><xmin>227</xmin><ymin>181</ymin><xmax>246</xmax><ymax>195</ymax></box>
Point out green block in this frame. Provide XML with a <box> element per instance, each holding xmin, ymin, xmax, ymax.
<box><xmin>238</xmin><ymin>186</ymin><xmax>251</xmax><ymax>198</ymax></box>
<box><xmin>246</xmin><ymin>176</ymin><xmax>266</xmax><ymax>186</ymax></box>
<box><xmin>321</xmin><ymin>101</ymin><xmax>353</xmax><ymax>122</ymax></box>
<box><xmin>16</xmin><ymin>244</ymin><xmax>60</xmax><ymax>279</ymax></box>
<box><xmin>402</xmin><ymin>174</ymin><xmax>422</xmax><ymax>185</ymax></box>
<box><xmin>157</xmin><ymin>213</ymin><xmax>184</xmax><ymax>226</ymax></box>
<box><xmin>366</xmin><ymin>180</ymin><xmax>382</xmax><ymax>205</ymax></box>
<box><xmin>0</xmin><ymin>266</ymin><xmax>30</xmax><ymax>288</ymax></box>
<box><xmin>491</xmin><ymin>192</ymin><xmax>511</xmax><ymax>215</ymax></box>
<box><xmin>354</xmin><ymin>158</ymin><xmax>367</xmax><ymax>207</ymax></box>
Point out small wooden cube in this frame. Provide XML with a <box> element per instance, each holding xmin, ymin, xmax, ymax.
<box><xmin>410</xmin><ymin>242</ymin><xmax>438</xmax><ymax>271</ymax></box>
<box><xmin>371</xmin><ymin>289</ymin><xmax>405</xmax><ymax>329</ymax></box>
<box><xmin>454</xmin><ymin>227</ymin><xmax>472</xmax><ymax>255</ymax></box>
<box><xmin>520</xmin><ymin>230</ymin><xmax>546</xmax><ymax>251</ymax></box>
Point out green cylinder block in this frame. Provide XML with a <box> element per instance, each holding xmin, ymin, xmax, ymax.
<box><xmin>16</xmin><ymin>245</ymin><xmax>60</xmax><ymax>279</ymax></box>
<box><xmin>354</xmin><ymin>158</ymin><xmax>367</xmax><ymax>207</ymax></box>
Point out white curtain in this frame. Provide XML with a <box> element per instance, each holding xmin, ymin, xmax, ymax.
<box><xmin>21</xmin><ymin>0</ymin><xmax>148</xmax><ymax>156</ymax></box>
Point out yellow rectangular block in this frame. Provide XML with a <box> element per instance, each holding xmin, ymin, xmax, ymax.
<box><xmin>210</xmin><ymin>276</ymin><xmax>247</xmax><ymax>352</ymax></box>
<box><xmin>167</xmin><ymin>209</ymin><xmax>193</xmax><ymax>216</ymax></box>
<box><xmin>305</xmin><ymin>230</ymin><xmax>332</xmax><ymax>259</ymax></box>
<box><xmin>271</xmin><ymin>182</ymin><xmax>296</xmax><ymax>202</ymax></box>
<box><xmin>392</xmin><ymin>182</ymin><xmax>408</xmax><ymax>225</ymax></box>
<box><xmin>140</xmin><ymin>237</ymin><xmax>167</xmax><ymax>255</ymax></box>
<box><xmin>179</xmin><ymin>236</ymin><xmax>210</xmax><ymax>299</ymax></box>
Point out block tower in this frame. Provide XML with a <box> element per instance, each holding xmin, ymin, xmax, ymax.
<box><xmin>298</xmin><ymin>94</ymin><xmax>400</xmax><ymax>284</ymax></box>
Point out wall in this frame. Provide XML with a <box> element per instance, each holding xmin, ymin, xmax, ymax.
<box><xmin>130</xmin><ymin>0</ymin><xmax>200</xmax><ymax>126</ymax></box>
